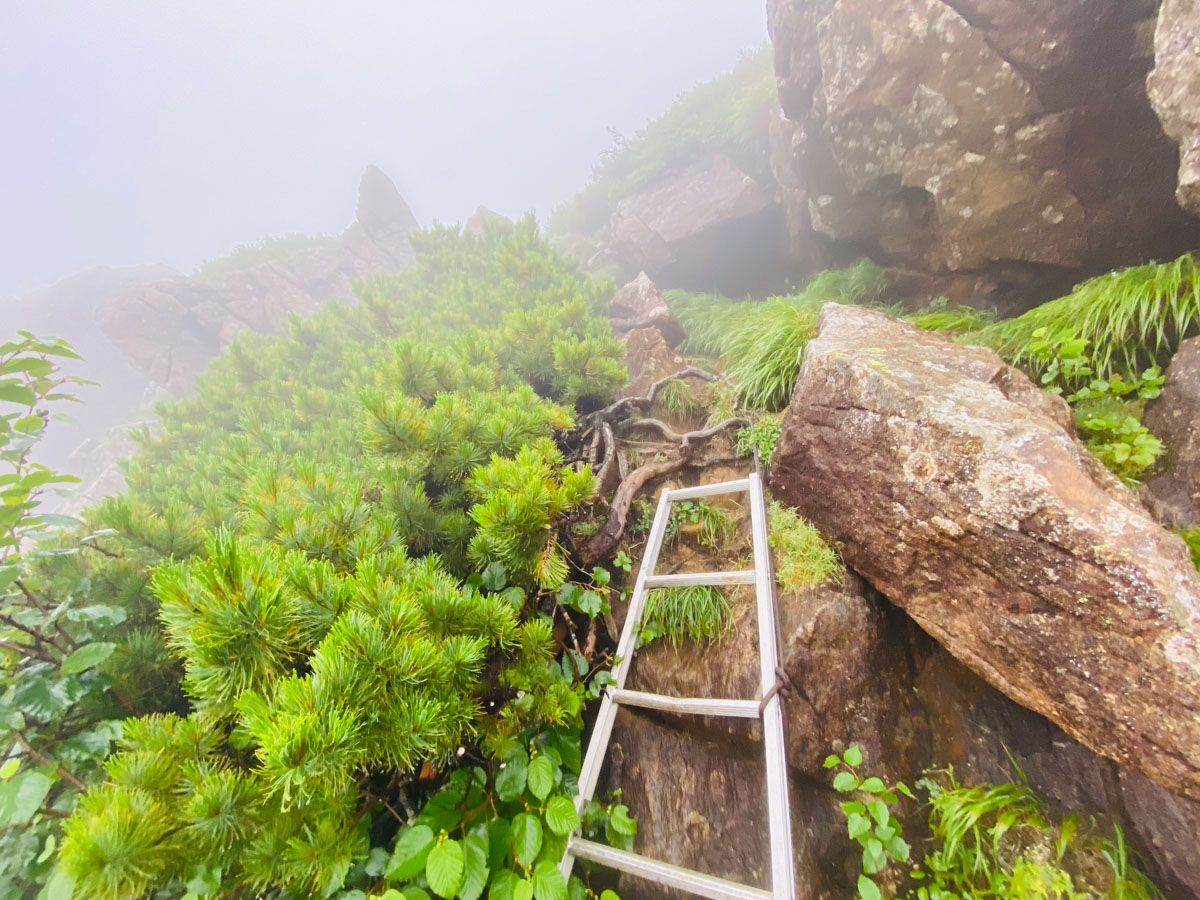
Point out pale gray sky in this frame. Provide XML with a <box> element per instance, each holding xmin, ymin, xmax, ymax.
<box><xmin>1</xmin><ymin>1</ymin><xmax>768</xmax><ymax>297</ymax></box>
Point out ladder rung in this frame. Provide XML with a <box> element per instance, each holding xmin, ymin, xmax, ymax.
<box><xmin>611</xmin><ymin>688</ymin><xmax>760</xmax><ymax>718</ymax></box>
<box><xmin>666</xmin><ymin>478</ymin><xmax>751</xmax><ymax>501</ymax></box>
<box><xmin>566</xmin><ymin>837</ymin><xmax>772</xmax><ymax>900</ymax></box>
<box><xmin>644</xmin><ymin>570</ymin><xmax>756</xmax><ymax>588</ymax></box>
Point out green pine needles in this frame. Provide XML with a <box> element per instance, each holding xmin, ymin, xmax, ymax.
<box><xmin>36</xmin><ymin>219</ymin><xmax>639</xmax><ymax>899</ymax></box>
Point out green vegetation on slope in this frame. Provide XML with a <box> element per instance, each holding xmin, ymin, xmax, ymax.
<box><xmin>671</xmin><ymin>259</ymin><xmax>889</xmax><ymax>410</ymax></box>
<box><xmin>973</xmin><ymin>253</ymin><xmax>1200</xmax><ymax>379</ymax></box>
<box><xmin>1</xmin><ymin>218</ymin><xmax>642</xmax><ymax>900</ymax></box>
<box><xmin>548</xmin><ymin>45</ymin><xmax>775</xmax><ymax>240</ymax></box>
<box><xmin>192</xmin><ymin>232</ymin><xmax>340</xmax><ymax>283</ymax></box>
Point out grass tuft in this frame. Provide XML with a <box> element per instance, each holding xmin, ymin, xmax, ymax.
<box><xmin>641</xmin><ymin>585</ymin><xmax>731</xmax><ymax>647</ymax></box>
<box><xmin>768</xmin><ymin>501</ymin><xmax>842</xmax><ymax>590</ymax></box>
<box><xmin>973</xmin><ymin>253</ymin><xmax>1200</xmax><ymax>378</ymax></box>
<box><xmin>908</xmin><ymin>297</ymin><xmax>997</xmax><ymax>334</ymax></box>
<box><xmin>671</xmin><ymin>259</ymin><xmax>888</xmax><ymax>410</ymax></box>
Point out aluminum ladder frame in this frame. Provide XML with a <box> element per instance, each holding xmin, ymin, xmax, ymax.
<box><xmin>559</xmin><ymin>472</ymin><xmax>795</xmax><ymax>900</ymax></box>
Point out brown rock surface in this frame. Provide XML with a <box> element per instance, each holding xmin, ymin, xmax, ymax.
<box><xmin>1146</xmin><ymin>336</ymin><xmax>1200</xmax><ymax>528</ymax></box>
<box><xmin>96</xmin><ymin>166</ymin><xmax>417</xmax><ymax>393</ymax></box>
<box><xmin>766</xmin><ymin>0</ymin><xmax>1200</xmax><ymax>309</ymax></box>
<box><xmin>765</xmin><ymin>304</ymin><xmax>1200</xmax><ymax>799</ymax></box>
<box><xmin>607</xmin><ymin>273</ymin><xmax>685</xmax><ymax>348</ymax></box>
<box><xmin>1148</xmin><ymin>0</ymin><xmax>1200</xmax><ymax>217</ymax></box>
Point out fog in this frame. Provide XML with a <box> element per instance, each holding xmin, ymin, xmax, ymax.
<box><xmin>1</xmin><ymin>1</ymin><xmax>767</xmax><ymax>299</ymax></box>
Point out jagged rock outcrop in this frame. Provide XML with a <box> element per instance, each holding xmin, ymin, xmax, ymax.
<box><xmin>765</xmin><ymin>304</ymin><xmax>1200</xmax><ymax>801</ymax></box>
<box><xmin>609</xmin><ymin>274</ymin><xmax>687</xmax><ymax>399</ymax></box>
<box><xmin>96</xmin><ymin>166</ymin><xmax>417</xmax><ymax>393</ymax></box>
<box><xmin>1148</xmin><ymin>0</ymin><xmax>1200</xmax><ymax>217</ymax></box>
<box><xmin>1146</xmin><ymin>336</ymin><xmax>1200</xmax><ymax>528</ymax></box>
<box><xmin>766</xmin><ymin>0</ymin><xmax>1200</xmax><ymax>311</ymax></box>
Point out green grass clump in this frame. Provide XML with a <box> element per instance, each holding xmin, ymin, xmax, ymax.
<box><xmin>768</xmin><ymin>501</ymin><xmax>842</xmax><ymax>590</ymax></box>
<box><xmin>917</xmin><ymin>771</ymin><xmax>1163</xmax><ymax>900</ymax></box>
<box><xmin>640</xmin><ymin>585</ymin><xmax>731</xmax><ymax>647</ymax></box>
<box><xmin>672</xmin><ymin>259</ymin><xmax>888</xmax><ymax>410</ymax></box>
<box><xmin>549</xmin><ymin>46</ymin><xmax>775</xmax><ymax>238</ymax></box>
<box><xmin>1177</xmin><ymin>527</ymin><xmax>1200</xmax><ymax>571</ymax></box>
<box><xmin>908</xmin><ymin>298</ymin><xmax>996</xmax><ymax>334</ymax></box>
<box><xmin>974</xmin><ymin>253</ymin><xmax>1200</xmax><ymax>378</ymax></box>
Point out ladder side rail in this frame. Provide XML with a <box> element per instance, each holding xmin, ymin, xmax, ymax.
<box><xmin>748</xmin><ymin>472</ymin><xmax>797</xmax><ymax>900</ymax></box>
<box><xmin>562</xmin><ymin>486</ymin><xmax>673</xmax><ymax>879</ymax></box>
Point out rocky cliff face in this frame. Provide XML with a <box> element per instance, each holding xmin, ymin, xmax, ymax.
<box><xmin>96</xmin><ymin>165</ymin><xmax>417</xmax><ymax>394</ymax></box>
<box><xmin>592</xmin><ymin>0</ymin><xmax>1200</xmax><ymax>309</ymax></box>
<box><xmin>765</xmin><ymin>0</ymin><xmax>1200</xmax><ymax>312</ymax></box>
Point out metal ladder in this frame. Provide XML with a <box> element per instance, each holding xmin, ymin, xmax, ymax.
<box><xmin>559</xmin><ymin>471</ymin><xmax>795</xmax><ymax>900</ymax></box>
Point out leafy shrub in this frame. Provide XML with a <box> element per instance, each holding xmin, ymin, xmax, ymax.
<box><xmin>192</xmin><ymin>233</ymin><xmax>339</xmax><ymax>283</ymax></box>
<box><xmin>827</xmin><ymin>747</ymin><xmax>1164</xmax><ymax>900</ymax></box>
<box><xmin>736</xmin><ymin>416</ymin><xmax>782</xmax><ymax>466</ymax></box>
<box><xmin>975</xmin><ymin>253</ymin><xmax>1200</xmax><ymax>379</ymax></box>
<box><xmin>672</xmin><ymin>260</ymin><xmax>888</xmax><ymax>410</ymax></box>
<box><xmin>768</xmin><ymin>502</ymin><xmax>842</xmax><ymax>590</ymax></box>
<box><xmin>1024</xmin><ymin>328</ymin><xmax>1164</xmax><ymax>483</ymax></box>
<box><xmin>549</xmin><ymin>46</ymin><xmax>775</xmax><ymax>239</ymax></box>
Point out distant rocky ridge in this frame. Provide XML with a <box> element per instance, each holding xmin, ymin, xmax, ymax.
<box><xmin>96</xmin><ymin>165</ymin><xmax>418</xmax><ymax>394</ymax></box>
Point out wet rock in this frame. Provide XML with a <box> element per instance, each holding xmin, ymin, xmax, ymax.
<box><xmin>1148</xmin><ymin>0</ymin><xmax>1200</xmax><ymax>216</ymax></box>
<box><xmin>1146</xmin><ymin>336</ymin><xmax>1200</xmax><ymax>528</ymax></box>
<box><xmin>766</xmin><ymin>304</ymin><xmax>1200</xmax><ymax>800</ymax></box>
<box><xmin>608</xmin><ymin>273</ymin><xmax>685</xmax><ymax>348</ymax></box>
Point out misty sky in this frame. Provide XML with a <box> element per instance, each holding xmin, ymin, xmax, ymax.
<box><xmin>1</xmin><ymin>2</ymin><xmax>768</xmax><ymax>298</ymax></box>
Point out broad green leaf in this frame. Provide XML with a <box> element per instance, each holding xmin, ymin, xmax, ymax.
<box><xmin>840</xmin><ymin>801</ymin><xmax>865</xmax><ymax>815</ymax></box>
<box><xmin>531</xmin><ymin>860</ymin><xmax>567</xmax><ymax>900</ymax></box>
<box><xmin>884</xmin><ymin>836</ymin><xmax>910</xmax><ymax>861</ymax></box>
<box><xmin>568</xmin><ymin>878</ymin><xmax>587</xmax><ymax>900</ymax></box>
<box><xmin>60</xmin><ymin>642</ymin><xmax>116</xmax><ymax>675</ymax></box>
<box><xmin>364</xmin><ymin>846</ymin><xmax>391</xmax><ymax>877</ymax></box>
<box><xmin>544</xmin><ymin>795</ymin><xmax>580</xmax><ymax>836</ymax></box>
<box><xmin>513</xmin><ymin>879</ymin><xmax>533</xmax><ymax>900</ymax></box>
<box><xmin>487</xmin><ymin>817</ymin><xmax>511</xmax><ymax>872</ymax></box>
<box><xmin>859</xmin><ymin>777</ymin><xmax>886</xmax><ymax>794</ymax></box>
<box><xmin>0</xmin><ymin>759</ymin><xmax>18</xmax><ymax>779</ymax></box>
<box><xmin>0</xmin><ymin>769</ymin><xmax>53</xmax><ymax>824</ymax></box>
<box><xmin>857</xmin><ymin>875</ymin><xmax>882</xmax><ymax>900</ymax></box>
<box><xmin>868</xmin><ymin>800</ymin><xmax>889</xmax><ymax>827</ymax></box>
<box><xmin>0</xmin><ymin>384</ymin><xmax>37</xmax><ymax>406</ymax></box>
<box><xmin>609</xmin><ymin>804</ymin><xmax>636</xmax><ymax>837</ymax></box>
<box><xmin>66</xmin><ymin>604</ymin><xmax>128</xmax><ymax>627</ymax></box>
<box><xmin>843</xmin><ymin>745</ymin><xmax>862</xmax><ymax>767</ymax></box>
<box><xmin>527</xmin><ymin>754</ymin><xmax>555</xmax><ymax>801</ymax></box>
<box><xmin>379</xmin><ymin>891</ymin><xmax>407</xmax><ymax>900</ymax></box>
<box><xmin>832</xmin><ymin>771</ymin><xmax>858</xmax><ymax>792</ymax></box>
<box><xmin>405</xmin><ymin>889</ymin><xmax>432</xmax><ymax>900</ymax></box>
<box><xmin>482</xmin><ymin>562</ymin><xmax>507</xmax><ymax>592</ymax></box>
<box><xmin>489</xmin><ymin>870</ymin><xmax>518</xmax><ymax>900</ymax></box>
<box><xmin>38</xmin><ymin>514</ymin><xmax>82</xmax><ymax>529</ymax></box>
<box><xmin>387</xmin><ymin>825</ymin><xmax>436</xmax><ymax>881</ymax></box>
<box><xmin>495</xmin><ymin>748</ymin><xmax>528</xmax><ymax>802</ymax></box>
<box><xmin>599</xmin><ymin>892</ymin><xmax>619</xmax><ymax>900</ymax></box>
<box><xmin>822</xmin><ymin>754</ymin><xmax>840</xmax><ymax>768</ymax></box>
<box><xmin>426</xmin><ymin>839</ymin><xmax>465</xmax><ymax>899</ymax></box>
<box><xmin>44</xmin><ymin>868</ymin><xmax>76</xmax><ymax>900</ymax></box>
<box><xmin>846</xmin><ymin>812</ymin><xmax>870</xmax><ymax>840</ymax></box>
<box><xmin>459</xmin><ymin>833</ymin><xmax>489</xmax><ymax>900</ymax></box>
<box><xmin>511</xmin><ymin>813</ymin><xmax>543</xmax><ymax>867</ymax></box>
<box><xmin>37</xmin><ymin>833</ymin><xmax>56</xmax><ymax>863</ymax></box>
<box><xmin>10</xmin><ymin>676</ymin><xmax>84</xmax><ymax>720</ymax></box>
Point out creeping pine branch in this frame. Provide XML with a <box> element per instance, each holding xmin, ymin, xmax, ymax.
<box><xmin>576</xmin><ymin>417</ymin><xmax>747</xmax><ymax>567</ymax></box>
<box><xmin>594</xmin><ymin>366</ymin><xmax>720</xmax><ymax>424</ymax></box>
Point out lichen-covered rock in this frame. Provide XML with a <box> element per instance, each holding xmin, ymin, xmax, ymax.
<box><xmin>1146</xmin><ymin>336</ymin><xmax>1200</xmax><ymax>528</ymax></box>
<box><xmin>766</xmin><ymin>0</ymin><xmax>1200</xmax><ymax>307</ymax></box>
<box><xmin>96</xmin><ymin>166</ymin><xmax>417</xmax><ymax>393</ymax></box>
<box><xmin>766</xmin><ymin>304</ymin><xmax>1200</xmax><ymax>800</ymax></box>
<box><xmin>1148</xmin><ymin>0</ymin><xmax>1200</xmax><ymax>217</ymax></box>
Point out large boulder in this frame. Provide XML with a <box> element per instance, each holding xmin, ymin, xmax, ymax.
<box><xmin>608</xmin><ymin>155</ymin><xmax>787</xmax><ymax>296</ymax></box>
<box><xmin>1146</xmin><ymin>336</ymin><xmax>1200</xmax><ymax>528</ymax></box>
<box><xmin>96</xmin><ymin>166</ymin><xmax>417</xmax><ymax>394</ymax></box>
<box><xmin>1148</xmin><ymin>0</ymin><xmax>1200</xmax><ymax>217</ymax></box>
<box><xmin>766</xmin><ymin>0</ymin><xmax>1200</xmax><ymax>311</ymax></box>
<box><xmin>765</xmin><ymin>304</ymin><xmax>1200</xmax><ymax>800</ymax></box>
